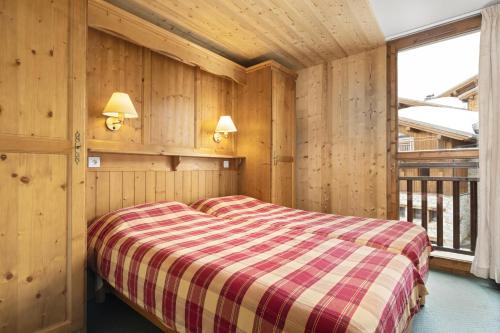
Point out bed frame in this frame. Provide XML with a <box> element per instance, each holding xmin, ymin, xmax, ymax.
<box><xmin>94</xmin><ymin>276</ymin><xmax>176</xmax><ymax>333</ymax></box>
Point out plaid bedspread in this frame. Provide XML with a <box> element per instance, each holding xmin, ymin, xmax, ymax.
<box><xmin>191</xmin><ymin>196</ymin><xmax>432</xmax><ymax>279</ymax></box>
<box><xmin>88</xmin><ymin>201</ymin><xmax>426</xmax><ymax>333</ymax></box>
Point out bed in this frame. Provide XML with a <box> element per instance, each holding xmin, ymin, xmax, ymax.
<box><xmin>88</xmin><ymin>201</ymin><xmax>426</xmax><ymax>333</ymax></box>
<box><xmin>191</xmin><ymin>196</ymin><xmax>432</xmax><ymax>279</ymax></box>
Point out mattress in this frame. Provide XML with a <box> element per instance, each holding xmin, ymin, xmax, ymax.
<box><xmin>88</xmin><ymin>201</ymin><xmax>426</xmax><ymax>333</ymax></box>
<box><xmin>191</xmin><ymin>196</ymin><xmax>432</xmax><ymax>279</ymax></box>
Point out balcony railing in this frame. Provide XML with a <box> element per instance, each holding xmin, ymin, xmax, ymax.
<box><xmin>398</xmin><ymin>149</ymin><xmax>479</xmax><ymax>255</ymax></box>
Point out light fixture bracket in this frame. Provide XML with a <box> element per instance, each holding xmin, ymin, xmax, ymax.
<box><xmin>213</xmin><ymin>132</ymin><xmax>222</xmax><ymax>143</ymax></box>
<box><xmin>105</xmin><ymin>117</ymin><xmax>122</xmax><ymax>131</ymax></box>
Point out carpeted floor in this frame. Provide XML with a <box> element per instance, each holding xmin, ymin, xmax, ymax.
<box><xmin>87</xmin><ymin>269</ymin><xmax>500</xmax><ymax>333</ymax></box>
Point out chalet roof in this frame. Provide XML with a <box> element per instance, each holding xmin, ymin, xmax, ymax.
<box><xmin>437</xmin><ymin>74</ymin><xmax>478</xmax><ymax>100</ymax></box>
<box><xmin>399</xmin><ymin>97</ymin><xmax>466</xmax><ymax>110</ymax></box>
<box><xmin>399</xmin><ymin>106</ymin><xmax>478</xmax><ymax>141</ymax></box>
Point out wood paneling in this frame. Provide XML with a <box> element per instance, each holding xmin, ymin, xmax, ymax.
<box><xmin>0</xmin><ymin>1</ymin><xmax>87</xmax><ymax>332</ymax></box>
<box><xmin>86</xmin><ymin>154</ymin><xmax>238</xmax><ymax>222</ymax></box>
<box><xmin>296</xmin><ymin>46</ymin><xmax>388</xmax><ymax>218</ymax></box>
<box><xmin>295</xmin><ymin>64</ymin><xmax>330</xmax><ymax>212</ymax></box>
<box><xmin>107</xmin><ymin>0</ymin><xmax>384</xmax><ymax>69</ymax></box>
<box><xmin>237</xmin><ymin>67</ymin><xmax>273</xmax><ymax>201</ymax></box>
<box><xmin>150</xmin><ymin>53</ymin><xmax>195</xmax><ymax>147</ymax></box>
<box><xmin>87</xmin><ymin>28</ymin><xmax>144</xmax><ymax>143</ymax></box>
<box><xmin>271</xmin><ymin>69</ymin><xmax>296</xmax><ymax>207</ymax></box>
<box><xmin>0</xmin><ymin>0</ymin><xmax>69</xmax><ymax>139</ymax></box>
<box><xmin>88</xmin><ymin>0</ymin><xmax>246</xmax><ymax>84</ymax></box>
<box><xmin>237</xmin><ymin>63</ymin><xmax>296</xmax><ymax>207</ymax></box>
<box><xmin>0</xmin><ymin>154</ymin><xmax>68</xmax><ymax>332</ymax></box>
<box><xmin>87</xmin><ymin>29</ymin><xmax>238</xmax><ymax>156</ymax></box>
<box><xmin>197</xmin><ymin>70</ymin><xmax>235</xmax><ymax>154</ymax></box>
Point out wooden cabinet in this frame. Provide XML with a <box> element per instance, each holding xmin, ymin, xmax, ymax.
<box><xmin>237</xmin><ymin>61</ymin><xmax>296</xmax><ymax>207</ymax></box>
<box><xmin>0</xmin><ymin>1</ymin><xmax>86</xmax><ymax>332</ymax></box>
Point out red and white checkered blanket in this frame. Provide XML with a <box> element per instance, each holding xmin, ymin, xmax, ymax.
<box><xmin>191</xmin><ymin>196</ymin><xmax>432</xmax><ymax>279</ymax></box>
<box><xmin>88</xmin><ymin>201</ymin><xmax>426</xmax><ymax>333</ymax></box>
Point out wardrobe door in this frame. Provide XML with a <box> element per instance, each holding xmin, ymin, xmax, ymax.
<box><xmin>271</xmin><ymin>70</ymin><xmax>296</xmax><ymax>207</ymax></box>
<box><xmin>236</xmin><ymin>67</ymin><xmax>273</xmax><ymax>202</ymax></box>
<box><xmin>0</xmin><ymin>1</ymin><xmax>86</xmax><ymax>332</ymax></box>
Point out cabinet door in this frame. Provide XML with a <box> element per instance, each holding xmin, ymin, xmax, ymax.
<box><xmin>236</xmin><ymin>68</ymin><xmax>273</xmax><ymax>202</ymax></box>
<box><xmin>271</xmin><ymin>70</ymin><xmax>296</xmax><ymax>207</ymax></box>
<box><xmin>0</xmin><ymin>1</ymin><xmax>86</xmax><ymax>332</ymax></box>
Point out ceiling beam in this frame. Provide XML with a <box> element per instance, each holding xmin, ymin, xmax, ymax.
<box><xmin>88</xmin><ymin>0</ymin><xmax>247</xmax><ymax>84</ymax></box>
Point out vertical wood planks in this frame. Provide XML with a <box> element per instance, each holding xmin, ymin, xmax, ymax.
<box><xmin>197</xmin><ymin>71</ymin><xmax>235</xmax><ymax>154</ymax></box>
<box><xmin>296</xmin><ymin>47</ymin><xmax>387</xmax><ymax>218</ymax></box>
<box><xmin>109</xmin><ymin>172</ymin><xmax>123</xmax><ymax>211</ymax></box>
<box><xmin>0</xmin><ymin>1</ymin><xmax>70</xmax><ymax>139</ymax></box>
<box><xmin>470</xmin><ymin>181</ymin><xmax>478</xmax><ymax>252</ymax></box>
<box><xmin>421</xmin><ymin>180</ymin><xmax>428</xmax><ymax>230</ymax></box>
<box><xmin>122</xmin><ymin>171</ymin><xmax>135</xmax><ymax>208</ymax></box>
<box><xmin>236</xmin><ymin>67</ymin><xmax>273</xmax><ymax>202</ymax></box>
<box><xmin>87</xmin><ymin>28</ymin><xmax>143</xmax><ymax>143</ymax></box>
<box><xmin>95</xmin><ymin>172</ymin><xmax>110</xmax><ymax>217</ymax></box>
<box><xmin>452</xmin><ymin>181</ymin><xmax>460</xmax><ymax>249</ymax></box>
<box><xmin>0</xmin><ymin>153</ymin><xmax>68</xmax><ymax>332</ymax></box>
<box><xmin>406</xmin><ymin>180</ymin><xmax>413</xmax><ymax>222</ymax></box>
<box><xmin>437</xmin><ymin>180</ymin><xmax>444</xmax><ymax>246</ymax></box>
<box><xmin>86</xmin><ymin>169</ymin><xmax>238</xmax><ymax>222</ymax></box>
<box><xmin>150</xmin><ymin>53</ymin><xmax>195</xmax><ymax>147</ymax></box>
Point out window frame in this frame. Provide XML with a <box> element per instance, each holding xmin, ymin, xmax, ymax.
<box><xmin>386</xmin><ymin>15</ymin><xmax>482</xmax><ymax>220</ymax></box>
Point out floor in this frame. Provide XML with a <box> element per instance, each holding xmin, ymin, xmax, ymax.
<box><xmin>87</xmin><ymin>269</ymin><xmax>500</xmax><ymax>333</ymax></box>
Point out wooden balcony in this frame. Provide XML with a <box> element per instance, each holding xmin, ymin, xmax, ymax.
<box><xmin>398</xmin><ymin>149</ymin><xmax>479</xmax><ymax>256</ymax></box>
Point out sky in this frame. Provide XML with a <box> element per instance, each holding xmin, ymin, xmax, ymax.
<box><xmin>398</xmin><ymin>31</ymin><xmax>480</xmax><ymax>101</ymax></box>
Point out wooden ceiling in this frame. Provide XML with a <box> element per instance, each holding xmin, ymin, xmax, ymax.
<box><xmin>107</xmin><ymin>0</ymin><xmax>385</xmax><ymax>69</ymax></box>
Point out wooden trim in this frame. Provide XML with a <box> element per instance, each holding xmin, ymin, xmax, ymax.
<box><xmin>437</xmin><ymin>181</ymin><xmax>444</xmax><ymax>246</ymax></box>
<box><xmin>429</xmin><ymin>255</ymin><xmax>472</xmax><ymax>276</ymax></box>
<box><xmin>246</xmin><ymin>60</ymin><xmax>298</xmax><ymax>79</ymax></box>
<box><xmin>389</xmin><ymin>15</ymin><xmax>481</xmax><ymax>51</ymax></box>
<box><xmin>386</xmin><ymin>16</ymin><xmax>481</xmax><ymax>220</ymax></box>
<box><xmin>397</xmin><ymin>148</ymin><xmax>479</xmax><ymax>161</ymax></box>
<box><xmin>400</xmin><ymin>176</ymin><xmax>478</xmax><ymax>182</ymax></box>
<box><xmin>68</xmin><ymin>0</ymin><xmax>87</xmax><ymax>331</ymax></box>
<box><xmin>87</xmin><ymin>0</ymin><xmax>246</xmax><ymax>85</ymax></box>
<box><xmin>452</xmin><ymin>181</ymin><xmax>461</xmax><ymax>249</ymax></box>
<box><xmin>386</xmin><ymin>44</ymin><xmax>399</xmax><ymax>220</ymax></box>
<box><xmin>0</xmin><ymin>135</ymin><xmax>71</xmax><ymax>154</ymax></box>
<box><xmin>88</xmin><ymin>139</ymin><xmax>245</xmax><ymax>159</ymax></box>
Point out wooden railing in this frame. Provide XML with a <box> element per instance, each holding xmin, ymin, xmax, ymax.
<box><xmin>398</xmin><ymin>149</ymin><xmax>479</xmax><ymax>255</ymax></box>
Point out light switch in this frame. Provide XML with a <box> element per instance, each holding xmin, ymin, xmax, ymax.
<box><xmin>223</xmin><ymin>160</ymin><xmax>230</xmax><ymax>169</ymax></box>
<box><xmin>88</xmin><ymin>156</ymin><xmax>101</xmax><ymax>168</ymax></box>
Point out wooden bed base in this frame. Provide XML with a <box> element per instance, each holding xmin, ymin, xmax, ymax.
<box><xmin>95</xmin><ymin>278</ymin><xmax>176</xmax><ymax>333</ymax></box>
<box><xmin>111</xmin><ymin>288</ymin><xmax>176</xmax><ymax>333</ymax></box>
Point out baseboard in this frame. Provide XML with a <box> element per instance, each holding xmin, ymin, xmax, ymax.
<box><xmin>430</xmin><ymin>251</ymin><xmax>473</xmax><ymax>276</ymax></box>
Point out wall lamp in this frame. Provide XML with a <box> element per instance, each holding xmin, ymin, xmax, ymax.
<box><xmin>213</xmin><ymin>115</ymin><xmax>237</xmax><ymax>143</ymax></box>
<box><xmin>102</xmin><ymin>92</ymin><xmax>138</xmax><ymax>131</ymax></box>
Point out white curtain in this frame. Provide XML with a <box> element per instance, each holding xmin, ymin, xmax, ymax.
<box><xmin>471</xmin><ymin>4</ymin><xmax>500</xmax><ymax>283</ymax></box>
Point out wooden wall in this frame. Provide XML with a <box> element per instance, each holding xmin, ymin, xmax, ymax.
<box><xmin>86</xmin><ymin>154</ymin><xmax>237</xmax><ymax>222</ymax></box>
<box><xmin>86</xmin><ymin>29</ymin><xmax>239</xmax><ymax>221</ymax></box>
<box><xmin>0</xmin><ymin>0</ymin><xmax>87</xmax><ymax>332</ymax></box>
<box><xmin>87</xmin><ymin>28</ymin><xmax>237</xmax><ymax>154</ymax></box>
<box><xmin>296</xmin><ymin>46</ymin><xmax>388</xmax><ymax>218</ymax></box>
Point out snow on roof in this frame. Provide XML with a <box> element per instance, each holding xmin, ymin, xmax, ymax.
<box><xmin>399</xmin><ymin>106</ymin><xmax>478</xmax><ymax>139</ymax></box>
<box><xmin>427</xmin><ymin>97</ymin><xmax>467</xmax><ymax>109</ymax></box>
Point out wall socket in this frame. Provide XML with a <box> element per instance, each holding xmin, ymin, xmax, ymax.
<box><xmin>88</xmin><ymin>156</ymin><xmax>101</xmax><ymax>168</ymax></box>
<box><xmin>223</xmin><ymin>160</ymin><xmax>230</xmax><ymax>169</ymax></box>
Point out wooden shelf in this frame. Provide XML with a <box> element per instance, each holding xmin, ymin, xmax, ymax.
<box><xmin>87</xmin><ymin>139</ymin><xmax>245</xmax><ymax>160</ymax></box>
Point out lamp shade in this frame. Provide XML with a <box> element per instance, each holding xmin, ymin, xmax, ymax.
<box><xmin>215</xmin><ymin>115</ymin><xmax>237</xmax><ymax>133</ymax></box>
<box><xmin>102</xmin><ymin>92</ymin><xmax>138</xmax><ymax>118</ymax></box>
